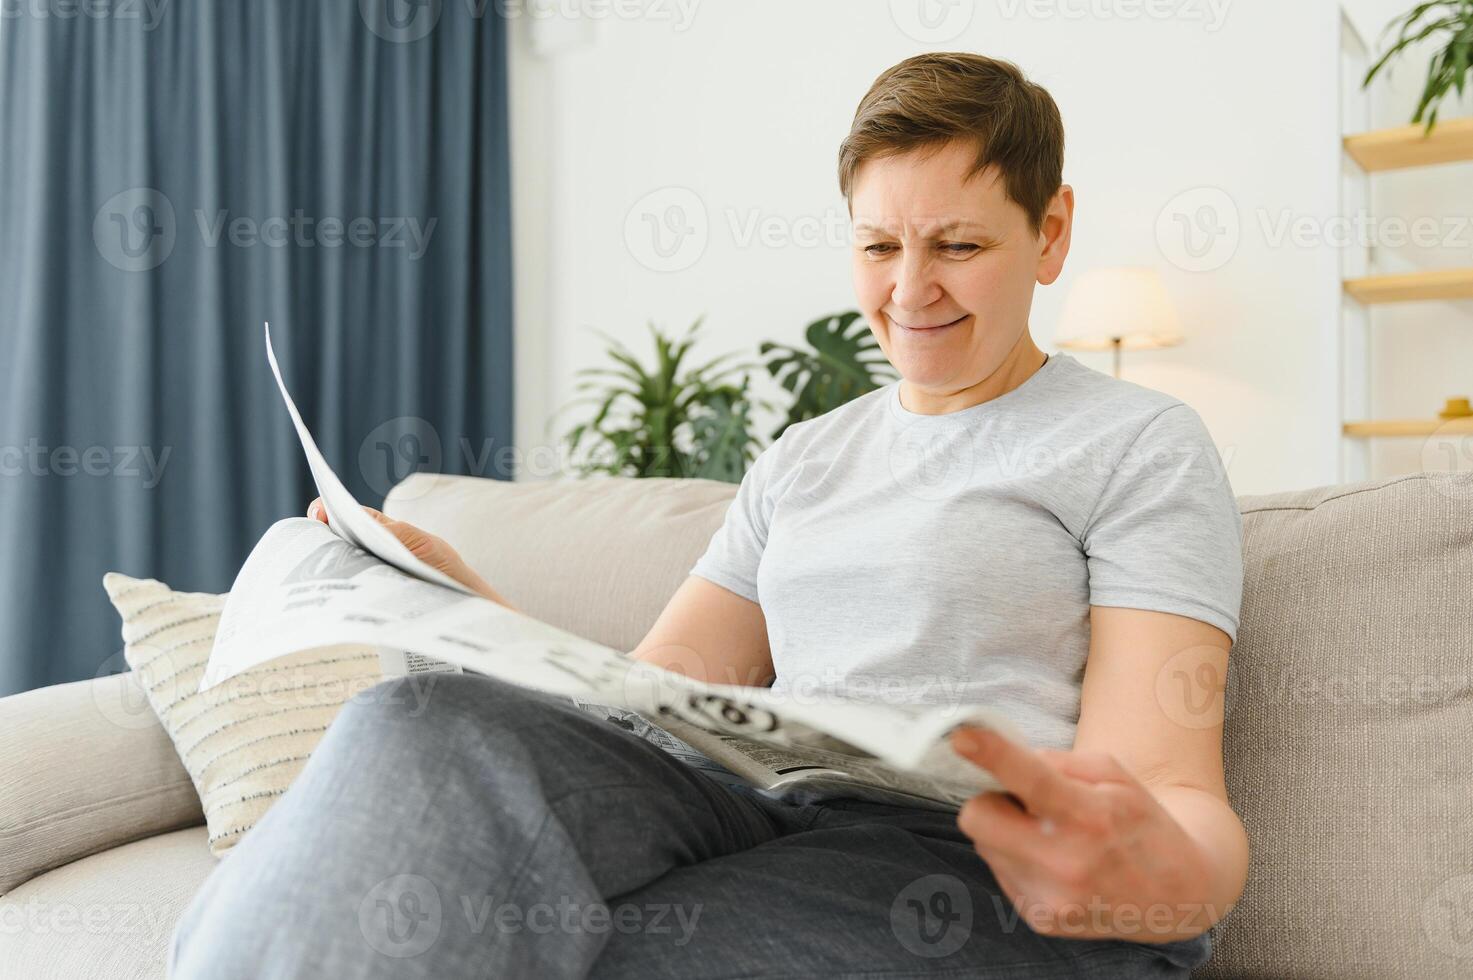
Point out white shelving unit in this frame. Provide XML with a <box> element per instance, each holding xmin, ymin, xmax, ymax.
<box><xmin>1338</xmin><ymin>10</ymin><xmax>1473</xmax><ymax>481</ymax></box>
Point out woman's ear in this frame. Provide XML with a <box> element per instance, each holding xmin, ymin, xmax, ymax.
<box><xmin>1036</xmin><ymin>184</ymin><xmax>1075</xmax><ymax>287</ymax></box>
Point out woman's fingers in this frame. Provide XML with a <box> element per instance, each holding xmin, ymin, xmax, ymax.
<box><xmin>307</xmin><ymin>498</ymin><xmax>327</xmax><ymax>524</ymax></box>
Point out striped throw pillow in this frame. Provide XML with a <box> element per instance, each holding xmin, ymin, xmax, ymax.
<box><xmin>103</xmin><ymin>573</ymin><xmax>385</xmax><ymax>855</ymax></box>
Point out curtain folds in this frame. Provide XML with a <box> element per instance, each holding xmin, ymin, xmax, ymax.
<box><xmin>0</xmin><ymin>1</ymin><xmax>514</xmax><ymax>696</ymax></box>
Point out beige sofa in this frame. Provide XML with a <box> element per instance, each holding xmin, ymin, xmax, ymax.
<box><xmin>3</xmin><ymin>471</ymin><xmax>1471</xmax><ymax>979</ymax></box>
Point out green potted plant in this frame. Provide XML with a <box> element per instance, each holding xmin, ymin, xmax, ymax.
<box><xmin>561</xmin><ymin>311</ymin><xmax>896</xmax><ymax>482</ymax></box>
<box><xmin>559</xmin><ymin>319</ymin><xmax>766</xmax><ymax>483</ymax></box>
<box><xmin>760</xmin><ymin>311</ymin><xmax>898</xmax><ymax>441</ymax></box>
<box><xmin>1364</xmin><ymin>1</ymin><xmax>1473</xmax><ymax>132</ymax></box>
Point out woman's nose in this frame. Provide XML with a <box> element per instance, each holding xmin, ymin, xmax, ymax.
<box><xmin>890</xmin><ymin>252</ymin><xmax>943</xmax><ymax>313</ymax></box>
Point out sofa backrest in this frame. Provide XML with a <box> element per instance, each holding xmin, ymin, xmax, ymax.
<box><xmin>1203</xmin><ymin>472</ymin><xmax>1473</xmax><ymax>979</ymax></box>
<box><xmin>386</xmin><ymin>473</ymin><xmax>737</xmax><ymax>651</ymax></box>
<box><xmin>385</xmin><ymin>469</ymin><xmax>1473</xmax><ymax>979</ymax></box>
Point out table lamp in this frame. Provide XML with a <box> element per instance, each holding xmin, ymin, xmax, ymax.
<box><xmin>1054</xmin><ymin>266</ymin><xmax>1184</xmax><ymax>378</ymax></box>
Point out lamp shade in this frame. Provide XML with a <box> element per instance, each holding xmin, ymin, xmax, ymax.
<box><xmin>1054</xmin><ymin>266</ymin><xmax>1185</xmax><ymax>352</ymax></box>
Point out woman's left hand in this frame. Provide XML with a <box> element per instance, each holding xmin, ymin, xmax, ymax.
<box><xmin>950</xmin><ymin>726</ymin><xmax>1216</xmax><ymax>944</ymax></box>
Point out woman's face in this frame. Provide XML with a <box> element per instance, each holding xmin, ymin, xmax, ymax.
<box><xmin>849</xmin><ymin>140</ymin><xmax>1072</xmax><ymax>396</ymax></box>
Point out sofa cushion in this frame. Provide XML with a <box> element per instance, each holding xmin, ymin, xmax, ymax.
<box><xmin>0</xmin><ymin>672</ymin><xmax>203</xmax><ymax>896</ymax></box>
<box><xmin>1199</xmin><ymin>472</ymin><xmax>1473</xmax><ymax>979</ymax></box>
<box><xmin>0</xmin><ymin>827</ymin><xmax>214</xmax><ymax>979</ymax></box>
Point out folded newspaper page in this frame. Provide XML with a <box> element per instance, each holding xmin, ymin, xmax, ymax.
<box><xmin>199</xmin><ymin>324</ymin><xmax>1016</xmax><ymax>802</ymax></box>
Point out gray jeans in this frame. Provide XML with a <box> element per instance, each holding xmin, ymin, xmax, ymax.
<box><xmin>169</xmin><ymin>672</ymin><xmax>1214</xmax><ymax>979</ymax></box>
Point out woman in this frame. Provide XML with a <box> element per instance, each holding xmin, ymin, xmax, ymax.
<box><xmin>172</xmin><ymin>53</ymin><xmax>1245</xmax><ymax>978</ymax></box>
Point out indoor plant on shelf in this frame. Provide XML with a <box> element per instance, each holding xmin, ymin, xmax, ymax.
<box><xmin>1364</xmin><ymin>0</ymin><xmax>1473</xmax><ymax>132</ymax></box>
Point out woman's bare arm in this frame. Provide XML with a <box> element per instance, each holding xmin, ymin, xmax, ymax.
<box><xmin>310</xmin><ymin>498</ymin><xmax>775</xmax><ymax>688</ymax></box>
<box><xmin>629</xmin><ymin>576</ymin><xmax>775</xmax><ymax>688</ymax></box>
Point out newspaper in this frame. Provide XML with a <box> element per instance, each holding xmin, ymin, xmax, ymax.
<box><xmin>199</xmin><ymin>324</ymin><xmax>1017</xmax><ymax>806</ymax></box>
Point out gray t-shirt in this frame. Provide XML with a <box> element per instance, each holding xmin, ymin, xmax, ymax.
<box><xmin>689</xmin><ymin>352</ymin><xmax>1243</xmax><ymax>751</ymax></box>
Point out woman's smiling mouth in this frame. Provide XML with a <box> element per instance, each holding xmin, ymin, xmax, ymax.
<box><xmin>890</xmin><ymin>314</ymin><xmax>970</xmax><ymax>334</ymax></box>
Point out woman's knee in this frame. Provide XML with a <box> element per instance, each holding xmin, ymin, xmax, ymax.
<box><xmin>327</xmin><ymin>671</ymin><xmax>543</xmax><ymax>746</ymax></box>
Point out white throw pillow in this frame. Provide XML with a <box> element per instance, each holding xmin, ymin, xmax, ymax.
<box><xmin>103</xmin><ymin>573</ymin><xmax>385</xmax><ymax>855</ymax></box>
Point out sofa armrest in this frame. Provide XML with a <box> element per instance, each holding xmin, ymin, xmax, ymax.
<box><xmin>0</xmin><ymin>673</ymin><xmax>204</xmax><ymax>895</ymax></box>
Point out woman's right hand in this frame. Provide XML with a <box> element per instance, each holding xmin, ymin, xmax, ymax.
<box><xmin>307</xmin><ymin>498</ymin><xmax>515</xmax><ymax>610</ymax></box>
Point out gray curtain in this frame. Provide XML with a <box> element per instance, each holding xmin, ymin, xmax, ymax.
<box><xmin>0</xmin><ymin>2</ymin><xmax>514</xmax><ymax>696</ymax></box>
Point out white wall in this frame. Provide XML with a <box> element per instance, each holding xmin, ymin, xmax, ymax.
<box><xmin>507</xmin><ymin>0</ymin><xmax>1465</xmax><ymax>496</ymax></box>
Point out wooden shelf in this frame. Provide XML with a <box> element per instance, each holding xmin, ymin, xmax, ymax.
<box><xmin>1344</xmin><ymin>268</ymin><xmax>1473</xmax><ymax>304</ymax></box>
<box><xmin>1344</xmin><ymin>418</ymin><xmax>1473</xmax><ymax>438</ymax></box>
<box><xmin>1344</xmin><ymin>118</ymin><xmax>1473</xmax><ymax>172</ymax></box>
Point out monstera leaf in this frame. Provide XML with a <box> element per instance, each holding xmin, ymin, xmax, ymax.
<box><xmin>760</xmin><ymin>311</ymin><xmax>897</xmax><ymax>440</ymax></box>
<box><xmin>688</xmin><ymin>380</ymin><xmax>761</xmax><ymax>483</ymax></box>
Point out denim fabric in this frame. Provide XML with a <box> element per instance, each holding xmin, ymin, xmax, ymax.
<box><xmin>170</xmin><ymin>673</ymin><xmax>1214</xmax><ymax>979</ymax></box>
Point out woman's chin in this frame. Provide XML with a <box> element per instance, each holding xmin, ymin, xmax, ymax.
<box><xmin>893</xmin><ymin>361</ymin><xmax>956</xmax><ymax>391</ymax></box>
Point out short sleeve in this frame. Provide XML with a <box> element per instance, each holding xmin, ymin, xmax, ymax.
<box><xmin>1081</xmin><ymin>404</ymin><xmax>1244</xmax><ymax>641</ymax></box>
<box><xmin>688</xmin><ymin>441</ymin><xmax>781</xmax><ymax>604</ymax></box>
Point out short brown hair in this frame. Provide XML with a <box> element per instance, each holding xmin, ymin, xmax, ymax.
<box><xmin>838</xmin><ymin>53</ymin><xmax>1065</xmax><ymax>234</ymax></box>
